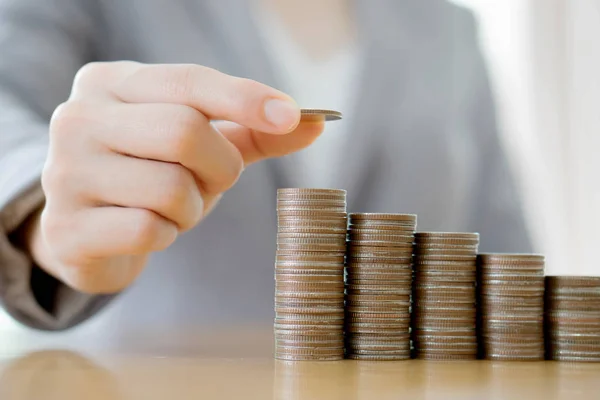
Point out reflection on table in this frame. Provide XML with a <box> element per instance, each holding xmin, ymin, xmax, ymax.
<box><xmin>0</xmin><ymin>328</ymin><xmax>599</xmax><ymax>400</ymax></box>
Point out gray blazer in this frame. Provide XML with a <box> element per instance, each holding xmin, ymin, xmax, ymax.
<box><xmin>0</xmin><ymin>0</ymin><xmax>532</xmax><ymax>339</ymax></box>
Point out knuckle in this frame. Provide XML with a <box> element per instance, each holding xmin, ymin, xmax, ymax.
<box><xmin>73</xmin><ymin>62</ymin><xmax>111</xmax><ymax>88</ymax></box>
<box><xmin>163</xmin><ymin>165</ymin><xmax>193</xmax><ymax>203</ymax></box>
<box><xmin>161</xmin><ymin>166</ymin><xmax>202</xmax><ymax>230</ymax></box>
<box><xmin>163</xmin><ymin>64</ymin><xmax>199</xmax><ymax>101</ymax></box>
<box><xmin>40</xmin><ymin>209</ymin><xmax>65</xmax><ymax>240</ymax></box>
<box><xmin>41</xmin><ymin>161</ymin><xmax>71</xmax><ymax>194</ymax></box>
<box><xmin>185</xmin><ymin>191</ymin><xmax>205</xmax><ymax>230</ymax></box>
<box><xmin>168</xmin><ymin>107</ymin><xmax>204</xmax><ymax>156</ymax></box>
<box><xmin>229</xmin><ymin>151</ymin><xmax>245</xmax><ymax>181</ymax></box>
<box><xmin>129</xmin><ymin>210</ymin><xmax>163</xmax><ymax>251</ymax></box>
<box><xmin>40</xmin><ymin>210</ymin><xmax>78</xmax><ymax>264</ymax></box>
<box><xmin>49</xmin><ymin>100</ymin><xmax>88</xmax><ymax>138</ymax></box>
<box><xmin>218</xmin><ymin>152</ymin><xmax>244</xmax><ymax>192</ymax></box>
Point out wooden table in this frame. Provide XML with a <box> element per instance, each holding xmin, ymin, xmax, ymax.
<box><xmin>0</xmin><ymin>327</ymin><xmax>599</xmax><ymax>399</ymax></box>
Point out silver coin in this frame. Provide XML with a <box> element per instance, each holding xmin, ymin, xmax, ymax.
<box><xmin>300</xmin><ymin>108</ymin><xmax>343</xmax><ymax>121</ymax></box>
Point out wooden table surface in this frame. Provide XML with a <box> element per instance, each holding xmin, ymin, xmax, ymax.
<box><xmin>0</xmin><ymin>327</ymin><xmax>599</xmax><ymax>400</ymax></box>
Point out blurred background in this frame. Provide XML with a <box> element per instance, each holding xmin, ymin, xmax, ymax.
<box><xmin>451</xmin><ymin>0</ymin><xmax>599</xmax><ymax>279</ymax></box>
<box><xmin>0</xmin><ymin>0</ymin><xmax>598</xmax><ymax>332</ymax></box>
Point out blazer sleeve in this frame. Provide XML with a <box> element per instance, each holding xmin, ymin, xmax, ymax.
<box><xmin>461</xmin><ymin>10</ymin><xmax>534</xmax><ymax>254</ymax></box>
<box><xmin>0</xmin><ymin>0</ymin><xmax>117</xmax><ymax>331</ymax></box>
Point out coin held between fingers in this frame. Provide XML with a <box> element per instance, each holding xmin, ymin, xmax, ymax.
<box><xmin>300</xmin><ymin>109</ymin><xmax>343</xmax><ymax>122</ymax></box>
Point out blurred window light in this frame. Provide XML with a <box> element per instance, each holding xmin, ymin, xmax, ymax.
<box><xmin>449</xmin><ymin>0</ymin><xmax>600</xmax><ymax>276</ymax></box>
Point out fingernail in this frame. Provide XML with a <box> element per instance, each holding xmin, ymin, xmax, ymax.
<box><xmin>264</xmin><ymin>98</ymin><xmax>300</xmax><ymax>132</ymax></box>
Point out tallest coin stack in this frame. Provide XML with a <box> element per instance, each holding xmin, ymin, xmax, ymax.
<box><xmin>274</xmin><ymin>189</ymin><xmax>348</xmax><ymax>361</ymax></box>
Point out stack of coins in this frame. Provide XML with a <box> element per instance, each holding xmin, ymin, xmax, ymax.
<box><xmin>545</xmin><ymin>276</ymin><xmax>600</xmax><ymax>362</ymax></box>
<box><xmin>411</xmin><ymin>232</ymin><xmax>479</xmax><ymax>360</ymax></box>
<box><xmin>274</xmin><ymin>188</ymin><xmax>348</xmax><ymax>361</ymax></box>
<box><xmin>477</xmin><ymin>254</ymin><xmax>545</xmax><ymax>361</ymax></box>
<box><xmin>344</xmin><ymin>213</ymin><xmax>417</xmax><ymax>360</ymax></box>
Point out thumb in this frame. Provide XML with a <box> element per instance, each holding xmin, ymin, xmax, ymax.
<box><xmin>215</xmin><ymin>120</ymin><xmax>325</xmax><ymax>166</ymax></box>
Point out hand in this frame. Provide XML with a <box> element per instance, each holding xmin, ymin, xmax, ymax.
<box><xmin>28</xmin><ymin>61</ymin><xmax>324</xmax><ymax>294</ymax></box>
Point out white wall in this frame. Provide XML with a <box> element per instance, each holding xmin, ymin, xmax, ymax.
<box><xmin>452</xmin><ymin>0</ymin><xmax>600</xmax><ymax>276</ymax></box>
<box><xmin>564</xmin><ymin>1</ymin><xmax>600</xmax><ymax>277</ymax></box>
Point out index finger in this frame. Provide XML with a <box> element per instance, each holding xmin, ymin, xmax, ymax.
<box><xmin>110</xmin><ymin>62</ymin><xmax>301</xmax><ymax>134</ymax></box>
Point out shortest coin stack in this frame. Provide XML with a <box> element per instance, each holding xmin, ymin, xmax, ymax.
<box><xmin>411</xmin><ymin>232</ymin><xmax>480</xmax><ymax>360</ymax></box>
<box><xmin>274</xmin><ymin>188</ymin><xmax>348</xmax><ymax>361</ymax></box>
<box><xmin>478</xmin><ymin>254</ymin><xmax>546</xmax><ymax>361</ymax></box>
<box><xmin>545</xmin><ymin>276</ymin><xmax>600</xmax><ymax>362</ymax></box>
<box><xmin>344</xmin><ymin>213</ymin><xmax>417</xmax><ymax>361</ymax></box>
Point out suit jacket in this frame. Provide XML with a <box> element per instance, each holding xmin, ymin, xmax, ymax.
<box><xmin>0</xmin><ymin>0</ymin><xmax>532</xmax><ymax>342</ymax></box>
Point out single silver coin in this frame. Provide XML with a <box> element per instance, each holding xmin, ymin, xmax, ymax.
<box><xmin>300</xmin><ymin>109</ymin><xmax>343</xmax><ymax>121</ymax></box>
